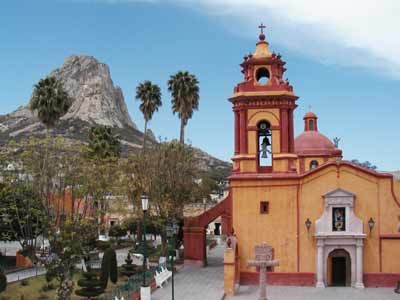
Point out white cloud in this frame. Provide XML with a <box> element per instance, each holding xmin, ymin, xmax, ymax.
<box><xmin>78</xmin><ymin>0</ymin><xmax>400</xmax><ymax>78</ymax></box>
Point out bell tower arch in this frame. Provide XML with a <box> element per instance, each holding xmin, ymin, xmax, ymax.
<box><xmin>231</xmin><ymin>25</ymin><xmax>299</xmax><ymax>174</ymax></box>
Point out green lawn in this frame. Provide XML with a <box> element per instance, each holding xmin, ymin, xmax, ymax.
<box><xmin>0</xmin><ymin>272</ymin><xmax>127</xmax><ymax>300</ymax></box>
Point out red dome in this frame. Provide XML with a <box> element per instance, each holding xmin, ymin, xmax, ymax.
<box><xmin>304</xmin><ymin>111</ymin><xmax>317</xmax><ymax>119</ymax></box>
<box><xmin>295</xmin><ymin>131</ymin><xmax>342</xmax><ymax>156</ymax></box>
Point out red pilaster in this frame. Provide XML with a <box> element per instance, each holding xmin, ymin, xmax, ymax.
<box><xmin>239</xmin><ymin>109</ymin><xmax>248</xmax><ymax>154</ymax></box>
<box><xmin>281</xmin><ymin>108</ymin><xmax>289</xmax><ymax>153</ymax></box>
<box><xmin>288</xmin><ymin>109</ymin><xmax>294</xmax><ymax>153</ymax></box>
<box><xmin>234</xmin><ymin>110</ymin><xmax>240</xmax><ymax>154</ymax></box>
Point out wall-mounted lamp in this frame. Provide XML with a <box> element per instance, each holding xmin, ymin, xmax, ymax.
<box><xmin>368</xmin><ymin>217</ymin><xmax>375</xmax><ymax>233</ymax></box>
<box><xmin>305</xmin><ymin>218</ymin><xmax>312</xmax><ymax>232</ymax></box>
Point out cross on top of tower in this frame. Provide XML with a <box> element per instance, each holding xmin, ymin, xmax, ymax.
<box><xmin>258</xmin><ymin>23</ymin><xmax>266</xmax><ymax>34</ymax></box>
<box><xmin>258</xmin><ymin>23</ymin><xmax>266</xmax><ymax>41</ymax></box>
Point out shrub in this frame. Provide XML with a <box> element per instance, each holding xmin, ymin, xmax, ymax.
<box><xmin>0</xmin><ymin>268</ymin><xmax>6</xmax><ymax>293</ymax></box>
<box><xmin>75</xmin><ymin>268</ymin><xmax>104</xmax><ymax>299</ymax></box>
<box><xmin>20</xmin><ymin>279</ymin><xmax>29</xmax><ymax>286</ymax></box>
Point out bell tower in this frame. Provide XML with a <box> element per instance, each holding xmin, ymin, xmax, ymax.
<box><xmin>231</xmin><ymin>25</ymin><xmax>299</xmax><ymax>174</ymax></box>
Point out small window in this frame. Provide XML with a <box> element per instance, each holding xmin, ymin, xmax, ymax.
<box><xmin>309</xmin><ymin>120</ymin><xmax>314</xmax><ymax>130</ymax></box>
<box><xmin>310</xmin><ymin>160</ymin><xmax>319</xmax><ymax>169</ymax></box>
<box><xmin>256</xmin><ymin>67</ymin><xmax>270</xmax><ymax>84</ymax></box>
<box><xmin>260</xmin><ymin>201</ymin><xmax>269</xmax><ymax>214</ymax></box>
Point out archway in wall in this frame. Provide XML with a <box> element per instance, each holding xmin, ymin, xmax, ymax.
<box><xmin>327</xmin><ymin>249</ymin><xmax>351</xmax><ymax>287</ymax></box>
<box><xmin>183</xmin><ymin>193</ymin><xmax>232</xmax><ymax>266</ymax></box>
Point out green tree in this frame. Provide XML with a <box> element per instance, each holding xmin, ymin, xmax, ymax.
<box><xmin>134</xmin><ymin>141</ymin><xmax>198</xmax><ymax>252</ymax></box>
<box><xmin>108</xmin><ymin>224</ymin><xmax>126</xmax><ymax>245</ymax></box>
<box><xmin>135</xmin><ymin>80</ymin><xmax>162</xmax><ymax>149</ymax></box>
<box><xmin>30</xmin><ymin>76</ymin><xmax>72</xmax><ymax>130</ymax></box>
<box><xmin>0</xmin><ymin>181</ymin><xmax>46</xmax><ymax>258</ymax></box>
<box><xmin>168</xmin><ymin>71</ymin><xmax>200</xmax><ymax>144</ymax></box>
<box><xmin>45</xmin><ymin>219</ymin><xmax>98</xmax><ymax>300</ymax></box>
<box><xmin>88</xmin><ymin>125</ymin><xmax>121</xmax><ymax>159</ymax></box>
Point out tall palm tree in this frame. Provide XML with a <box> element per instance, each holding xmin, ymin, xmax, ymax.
<box><xmin>167</xmin><ymin>71</ymin><xmax>199</xmax><ymax>144</ymax></box>
<box><xmin>30</xmin><ymin>76</ymin><xmax>72</xmax><ymax>131</ymax></box>
<box><xmin>135</xmin><ymin>81</ymin><xmax>162</xmax><ymax>149</ymax></box>
<box><xmin>30</xmin><ymin>76</ymin><xmax>71</xmax><ymax>220</ymax></box>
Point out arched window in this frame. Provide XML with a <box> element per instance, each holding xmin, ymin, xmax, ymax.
<box><xmin>258</xmin><ymin>121</ymin><xmax>272</xmax><ymax>167</ymax></box>
<box><xmin>308</xmin><ymin>119</ymin><xmax>314</xmax><ymax>131</ymax></box>
<box><xmin>255</xmin><ymin>67</ymin><xmax>270</xmax><ymax>84</ymax></box>
<box><xmin>310</xmin><ymin>160</ymin><xmax>319</xmax><ymax>169</ymax></box>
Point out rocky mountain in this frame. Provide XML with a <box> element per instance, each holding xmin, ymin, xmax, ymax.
<box><xmin>0</xmin><ymin>55</ymin><xmax>232</xmax><ymax>176</ymax></box>
<box><xmin>0</xmin><ymin>55</ymin><xmax>146</xmax><ymax>148</ymax></box>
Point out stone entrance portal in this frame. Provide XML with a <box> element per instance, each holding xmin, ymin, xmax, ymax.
<box><xmin>328</xmin><ymin>249</ymin><xmax>351</xmax><ymax>286</ymax></box>
<box><xmin>315</xmin><ymin>188</ymin><xmax>366</xmax><ymax>288</ymax></box>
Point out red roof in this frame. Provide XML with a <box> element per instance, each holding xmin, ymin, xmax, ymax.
<box><xmin>295</xmin><ymin>131</ymin><xmax>342</xmax><ymax>156</ymax></box>
<box><xmin>304</xmin><ymin>111</ymin><xmax>317</xmax><ymax>119</ymax></box>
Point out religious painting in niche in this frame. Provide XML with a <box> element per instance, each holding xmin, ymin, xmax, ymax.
<box><xmin>258</xmin><ymin>121</ymin><xmax>272</xmax><ymax>167</ymax></box>
<box><xmin>332</xmin><ymin>207</ymin><xmax>346</xmax><ymax>231</ymax></box>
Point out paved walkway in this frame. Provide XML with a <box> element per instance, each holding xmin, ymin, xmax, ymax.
<box><xmin>227</xmin><ymin>285</ymin><xmax>400</xmax><ymax>300</ymax></box>
<box><xmin>152</xmin><ymin>244</ymin><xmax>225</xmax><ymax>300</ymax></box>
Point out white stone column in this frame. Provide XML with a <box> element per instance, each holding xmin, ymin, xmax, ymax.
<box><xmin>316</xmin><ymin>239</ymin><xmax>325</xmax><ymax>288</ymax></box>
<box><xmin>354</xmin><ymin>239</ymin><xmax>364</xmax><ymax>289</ymax></box>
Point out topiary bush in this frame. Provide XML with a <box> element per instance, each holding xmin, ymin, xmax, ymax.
<box><xmin>100</xmin><ymin>250</ymin><xmax>110</xmax><ymax>289</ymax></box>
<box><xmin>109</xmin><ymin>249</ymin><xmax>118</xmax><ymax>284</ymax></box>
<box><xmin>0</xmin><ymin>268</ymin><xmax>6</xmax><ymax>293</ymax></box>
<box><xmin>75</xmin><ymin>267</ymin><xmax>104</xmax><ymax>299</ymax></box>
<box><xmin>100</xmin><ymin>247</ymin><xmax>118</xmax><ymax>288</ymax></box>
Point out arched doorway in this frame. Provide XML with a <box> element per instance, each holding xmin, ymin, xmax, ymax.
<box><xmin>327</xmin><ymin>249</ymin><xmax>351</xmax><ymax>286</ymax></box>
<box><xmin>183</xmin><ymin>193</ymin><xmax>232</xmax><ymax>266</ymax></box>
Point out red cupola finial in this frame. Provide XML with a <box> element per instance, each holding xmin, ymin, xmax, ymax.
<box><xmin>304</xmin><ymin>110</ymin><xmax>318</xmax><ymax>131</ymax></box>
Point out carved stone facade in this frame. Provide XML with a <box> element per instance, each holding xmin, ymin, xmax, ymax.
<box><xmin>315</xmin><ymin>189</ymin><xmax>366</xmax><ymax>288</ymax></box>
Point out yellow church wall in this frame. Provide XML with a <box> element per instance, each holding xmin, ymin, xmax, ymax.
<box><xmin>298</xmin><ymin>168</ymin><xmax>338</xmax><ymax>272</ymax></box>
<box><xmin>381</xmin><ymin>240</ymin><xmax>400</xmax><ymax>273</ymax></box>
<box><xmin>231</xmin><ymin>182</ymin><xmax>298</xmax><ymax>274</ymax></box>
<box><xmin>378</xmin><ymin>178</ymin><xmax>400</xmax><ymax>234</ymax></box>
<box><xmin>303</xmin><ymin>157</ymin><xmax>325</xmax><ymax>172</ymax></box>
<box><xmin>230</xmin><ymin>165</ymin><xmax>400</xmax><ymax>278</ymax></box>
<box><xmin>248</xmin><ymin>131</ymin><xmax>257</xmax><ymax>155</ymax></box>
<box><xmin>239</xmin><ymin>159</ymin><xmax>257</xmax><ymax>173</ymax></box>
<box><xmin>247</xmin><ymin>109</ymin><xmax>280</xmax><ymax>127</ymax></box>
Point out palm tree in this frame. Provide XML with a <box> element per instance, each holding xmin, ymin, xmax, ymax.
<box><xmin>135</xmin><ymin>81</ymin><xmax>162</xmax><ymax>149</ymax></box>
<box><xmin>29</xmin><ymin>76</ymin><xmax>72</xmax><ymax>205</ymax></box>
<box><xmin>30</xmin><ymin>76</ymin><xmax>72</xmax><ymax>131</ymax></box>
<box><xmin>88</xmin><ymin>125</ymin><xmax>121</xmax><ymax>159</ymax></box>
<box><xmin>167</xmin><ymin>71</ymin><xmax>199</xmax><ymax>144</ymax></box>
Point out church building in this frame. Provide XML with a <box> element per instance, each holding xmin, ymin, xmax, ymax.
<box><xmin>208</xmin><ymin>26</ymin><xmax>400</xmax><ymax>293</ymax></box>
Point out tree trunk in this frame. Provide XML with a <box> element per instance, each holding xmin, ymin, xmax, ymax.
<box><xmin>179</xmin><ymin>118</ymin><xmax>185</xmax><ymax>144</ymax></box>
<box><xmin>143</xmin><ymin>120</ymin><xmax>148</xmax><ymax>150</ymax></box>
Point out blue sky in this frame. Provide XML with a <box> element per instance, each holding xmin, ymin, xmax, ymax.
<box><xmin>1</xmin><ymin>0</ymin><xmax>399</xmax><ymax>170</ymax></box>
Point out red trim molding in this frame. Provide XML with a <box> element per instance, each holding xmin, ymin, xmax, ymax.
<box><xmin>364</xmin><ymin>273</ymin><xmax>400</xmax><ymax>287</ymax></box>
<box><xmin>240</xmin><ymin>272</ymin><xmax>315</xmax><ymax>286</ymax></box>
<box><xmin>380</xmin><ymin>234</ymin><xmax>400</xmax><ymax>239</ymax></box>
